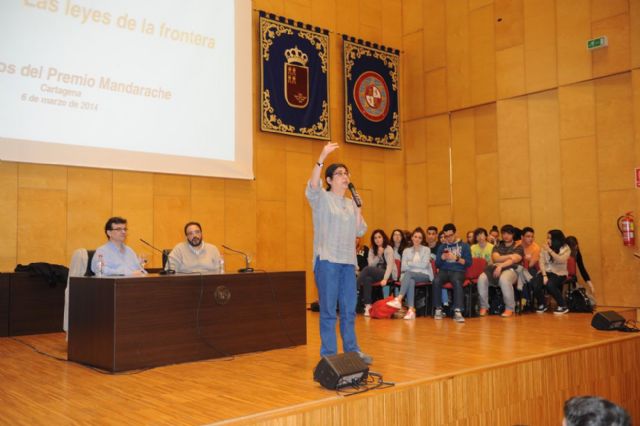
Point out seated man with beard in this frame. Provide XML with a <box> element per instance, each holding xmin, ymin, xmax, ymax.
<box><xmin>168</xmin><ymin>221</ymin><xmax>222</xmax><ymax>273</ymax></box>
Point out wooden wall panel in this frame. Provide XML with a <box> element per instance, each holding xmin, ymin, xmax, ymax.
<box><xmin>556</xmin><ymin>0</ymin><xmax>592</xmax><ymax>85</ymax></box>
<box><xmin>153</xmin><ymin>175</ymin><xmax>191</xmax><ymax>262</ymax></box>
<box><xmin>474</xmin><ymin>103</ymin><xmax>498</xmax><ymax>154</ymax></box>
<box><xmin>445</xmin><ymin>0</ymin><xmax>471</xmax><ymax>111</ymax></box>
<box><xmin>423</xmin><ymin>0</ymin><xmax>446</xmax><ymax>72</ymax></box>
<box><xmin>383</xmin><ymin>162</ymin><xmax>407</xmax><ymax>231</ymax></box>
<box><xmin>404</xmin><ymin>119</ymin><xmax>426</xmax><ymax>164</ymax></box>
<box><xmin>427</xmin><ymin>204</ymin><xmax>452</xmax><ymax>228</ymax></box>
<box><xmin>361</xmin><ymin>160</ymin><xmax>387</xmax><ymax>228</ymax></box>
<box><xmin>495</xmin><ymin>0</ymin><xmax>524</xmax><ymax>51</ymax></box>
<box><xmin>0</xmin><ymin>162</ymin><xmax>18</xmax><ymax>270</ymax></box>
<box><xmin>594</xmin><ymin>73</ymin><xmax>635</xmax><ymax>192</ymax></box>
<box><xmin>425</xmin><ymin>114</ymin><xmax>451</xmax><ymax>207</ymax></box>
<box><xmin>112</xmin><ymin>171</ymin><xmax>154</xmax><ymax>264</ymax></box>
<box><xmin>382</xmin><ymin>0</ymin><xmax>402</xmax><ymax>48</ymax></box>
<box><xmin>560</xmin><ymin>136</ymin><xmax>602</xmax><ymax>292</ymax></box>
<box><xmin>190</xmin><ymin>177</ymin><xmax>226</xmax><ymax>261</ymax></box>
<box><xmin>499</xmin><ymin>198</ymin><xmax>531</xmax><ymax>226</ymax></box>
<box><xmin>632</xmin><ymin>0</ymin><xmax>640</xmax><ymax>68</ymax></box>
<box><xmin>496</xmin><ymin>45</ymin><xmax>526</xmax><ymax>99</ymax></box>
<box><xmin>256</xmin><ymin>148</ymin><xmax>286</xmax><ymax>202</ymax></box>
<box><xmin>403</xmin><ymin>32</ymin><xmax>425</xmax><ymax>120</ymax></box>
<box><xmin>469</xmin><ymin>5</ymin><xmax>497</xmax><ymax>105</ymax></box>
<box><xmin>590</xmin><ymin>0</ymin><xmax>628</xmax><ymax>22</ymax></box>
<box><xmin>558</xmin><ymin>80</ymin><xmax>595</xmax><ymax>140</ymax></box>
<box><xmin>497</xmin><ymin>97</ymin><xmax>530</xmax><ymax>199</ymax></box>
<box><xmin>451</xmin><ymin>109</ymin><xmax>478</xmax><ymax>232</ymax></box>
<box><xmin>402</xmin><ymin>0</ymin><xmax>423</xmax><ymax>35</ymax></box>
<box><xmin>476</xmin><ymin>153</ymin><xmax>500</xmax><ymax>228</ymax></box>
<box><xmin>224</xmin><ymin>180</ymin><xmax>257</xmax><ymax>273</ymax></box>
<box><xmin>257</xmin><ymin>200</ymin><xmax>287</xmax><ymax>272</ymax></box>
<box><xmin>406</xmin><ymin>163</ymin><xmax>428</xmax><ymax>227</ymax></box>
<box><xmin>66</xmin><ymin>168</ymin><xmax>112</xmax><ymax>262</ymax></box>
<box><xmin>528</xmin><ymin>90</ymin><xmax>563</xmax><ymax>232</ymax></box>
<box><xmin>17</xmin><ymin>189</ymin><xmax>67</xmax><ymax>265</ymax></box>
<box><xmin>598</xmin><ymin>190</ymin><xmax>640</xmax><ymax>306</ymax></box>
<box><xmin>523</xmin><ymin>0</ymin><xmax>558</xmax><ymax>93</ymax></box>
<box><xmin>424</xmin><ymin>68</ymin><xmax>448</xmax><ymax>116</ymax></box>
<box><xmin>591</xmin><ymin>13</ymin><xmax>631</xmax><ymax>78</ymax></box>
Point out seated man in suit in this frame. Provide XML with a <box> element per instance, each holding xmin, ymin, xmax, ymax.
<box><xmin>169</xmin><ymin>221</ymin><xmax>221</xmax><ymax>273</ymax></box>
<box><xmin>91</xmin><ymin>216</ymin><xmax>146</xmax><ymax>276</ymax></box>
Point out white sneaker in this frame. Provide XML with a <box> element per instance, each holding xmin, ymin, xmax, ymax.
<box><xmin>364</xmin><ymin>304</ymin><xmax>371</xmax><ymax>317</ymax></box>
<box><xmin>453</xmin><ymin>309</ymin><xmax>465</xmax><ymax>323</ymax></box>
<box><xmin>386</xmin><ymin>298</ymin><xmax>402</xmax><ymax>309</ymax></box>
<box><xmin>434</xmin><ymin>308</ymin><xmax>444</xmax><ymax>320</ymax></box>
<box><xmin>403</xmin><ymin>309</ymin><xmax>416</xmax><ymax>320</ymax></box>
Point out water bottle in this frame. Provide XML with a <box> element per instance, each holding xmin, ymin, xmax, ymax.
<box><xmin>96</xmin><ymin>254</ymin><xmax>104</xmax><ymax>277</ymax></box>
<box><xmin>219</xmin><ymin>257</ymin><xmax>225</xmax><ymax>274</ymax></box>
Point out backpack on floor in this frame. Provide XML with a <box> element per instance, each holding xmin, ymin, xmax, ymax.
<box><xmin>567</xmin><ymin>287</ymin><xmax>594</xmax><ymax>313</ymax></box>
<box><xmin>370</xmin><ymin>296</ymin><xmax>399</xmax><ymax>319</ymax></box>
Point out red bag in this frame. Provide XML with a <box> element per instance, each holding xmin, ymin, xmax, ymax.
<box><xmin>370</xmin><ymin>296</ymin><xmax>399</xmax><ymax>319</ymax></box>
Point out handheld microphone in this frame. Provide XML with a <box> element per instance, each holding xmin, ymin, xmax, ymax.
<box><xmin>348</xmin><ymin>183</ymin><xmax>362</xmax><ymax>207</ymax></box>
<box><xmin>139</xmin><ymin>239</ymin><xmax>175</xmax><ymax>275</ymax></box>
<box><xmin>222</xmin><ymin>245</ymin><xmax>254</xmax><ymax>273</ymax></box>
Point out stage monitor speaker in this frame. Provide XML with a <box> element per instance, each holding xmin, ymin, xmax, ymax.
<box><xmin>313</xmin><ymin>352</ymin><xmax>369</xmax><ymax>390</ymax></box>
<box><xmin>591</xmin><ymin>311</ymin><xmax>626</xmax><ymax>331</ymax></box>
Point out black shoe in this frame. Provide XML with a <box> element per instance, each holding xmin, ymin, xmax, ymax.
<box><xmin>536</xmin><ymin>305</ymin><xmax>548</xmax><ymax>313</ymax></box>
<box><xmin>553</xmin><ymin>306</ymin><xmax>569</xmax><ymax>315</ymax></box>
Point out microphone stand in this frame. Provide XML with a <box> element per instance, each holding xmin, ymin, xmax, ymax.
<box><xmin>140</xmin><ymin>239</ymin><xmax>176</xmax><ymax>275</ymax></box>
<box><xmin>222</xmin><ymin>245</ymin><xmax>254</xmax><ymax>273</ymax></box>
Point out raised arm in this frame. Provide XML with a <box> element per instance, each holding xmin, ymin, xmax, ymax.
<box><xmin>310</xmin><ymin>142</ymin><xmax>339</xmax><ymax>189</ymax></box>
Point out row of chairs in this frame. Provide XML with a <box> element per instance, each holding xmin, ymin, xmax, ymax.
<box><xmin>367</xmin><ymin>256</ymin><xmax>578</xmax><ymax>317</ymax></box>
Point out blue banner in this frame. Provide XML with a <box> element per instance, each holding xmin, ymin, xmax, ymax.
<box><xmin>259</xmin><ymin>12</ymin><xmax>330</xmax><ymax>140</ymax></box>
<box><xmin>343</xmin><ymin>37</ymin><xmax>400</xmax><ymax>149</ymax></box>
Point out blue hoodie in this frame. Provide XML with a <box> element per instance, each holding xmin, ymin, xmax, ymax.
<box><xmin>435</xmin><ymin>239</ymin><xmax>472</xmax><ymax>272</ymax></box>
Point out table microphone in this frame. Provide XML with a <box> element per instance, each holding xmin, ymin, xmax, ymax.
<box><xmin>222</xmin><ymin>245</ymin><xmax>254</xmax><ymax>273</ymax></box>
<box><xmin>140</xmin><ymin>239</ymin><xmax>175</xmax><ymax>275</ymax></box>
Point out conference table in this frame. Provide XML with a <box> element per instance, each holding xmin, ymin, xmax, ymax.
<box><xmin>68</xmin><ymin>271</ymin><xmax>306</xmax><ymax>372</ymax></box>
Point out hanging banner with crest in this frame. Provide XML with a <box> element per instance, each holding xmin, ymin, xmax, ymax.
<box><xmin>343</xmin><ymin>36</ymin><xmax>400</xmax><ymax>149</ymax></box>
<box><xmin>259</xmin><ymin>12</ymin><xmax>330</xmax><ymax>140</ymax></box>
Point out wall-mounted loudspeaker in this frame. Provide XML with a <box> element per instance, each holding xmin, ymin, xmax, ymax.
<box><xmin>313</xmin><ymin>352</ymin><xmax>369</xmax><ymax>390</ymax></box>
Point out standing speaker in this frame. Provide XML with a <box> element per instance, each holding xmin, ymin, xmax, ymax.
<box><xmin>591</xmin><ymin>311</ymin><xmax>626</xmax><ymax>330</ymax></box>
<box><xmin>313</xmin><ymin>352</ymin><xmax>369</xmax><ymax>390</ymax></box>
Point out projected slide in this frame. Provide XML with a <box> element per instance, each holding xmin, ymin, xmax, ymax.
<box><xmin>0</xmin><ymin>0</ymin><xmax>252</xmax><ymax>179</ymax></box>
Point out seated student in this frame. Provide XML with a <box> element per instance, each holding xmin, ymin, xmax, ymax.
<box><xmin>477</xmin><ymin>224</ymin><xmax>523</xmax><ymax>318</ymax></box>
<box><xmin>470</xmin><ymin>227</ymin><xmax>493</xmax><ymax>264</ymax></box>
<box><xmin>532</xmin><ymin>229</ymin><xmax>571</xmax><ymax>314</ymax></box>
<box><xmin>566</xmin><ymin>235</ymin><xmax>596</xmax><ymax>298</ymax></box>
<box><xmin>466</xmin><ymin>230</ymin><xmax>475</xmax><ymax>245</ymax></box>
<box><xmin>488</xmin><ymin>225</ymin><xmax>500</xmax><ymax>245</ymax></box>
<box><xmin>425</xmin><ymin>226</ymin><xmax>440</xmax><ymax>261</ymax></box>
<box><xmin>357</xmin><ymin>229</ymin><xmax>396</xmax><ymax>317</ymax></box>
<box><xmin>356</xmin><ymin>237</ymin><xmax>369</xmax><ymax>272</ymax></box>
<box><xmin>169</xmin><ymin>222</ymin><xmax>221</xmax><ymax>273</ymax></box>
<box><xmin>432</xmin><ymin>223</ymin><xmax>472</xmax><ymax>323</ymax></box>
<box><xmin>563</xmin><ymin>396</ymin><xmax>631</xmax><ymax>426</ymax></box>
<box><xmin>390</xmin><ymin>228</ymin><xmax>407</xmax><ymax>261</ymax></box>
<box><xmin>517</xmin><ymin>226</ymin><xmax>541</xmax><ymax>292</ymax></box>
<box><xmin>386</xmin><ymin>227</ymin><xmax>433</xmax><ymax>320</ymax></box>
<box><xmin>91</xmin><ymin>216</ymin><xmax>146</xmax><ymax>276</ymax></box>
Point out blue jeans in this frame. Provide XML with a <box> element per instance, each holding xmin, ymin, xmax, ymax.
<box><xmin>398</xmin><ymin>271</ymin><xmax>432</xmax><ymax>308</ymax></box>
<box><xmin>314</xmin><ymin>258</ymin><xmax>360</xmax><ymax>357</ymax></box>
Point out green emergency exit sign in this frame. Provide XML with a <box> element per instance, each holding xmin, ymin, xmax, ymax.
<box><xmin>587</xmin><ymin>36</ymin><xmax>608</xmax><ymax>50</ymax></box>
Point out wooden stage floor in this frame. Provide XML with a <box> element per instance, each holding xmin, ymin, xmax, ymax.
<box><xmin>1</xmin><ymin>310</ymin><xmax>639</xmax><ymax>425</ymax></box>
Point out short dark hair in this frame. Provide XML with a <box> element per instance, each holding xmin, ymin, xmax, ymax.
<box><xmin>442</xmin><ymin>223</ymin><xmax>456</xmax><ymax>233</ymax></box>
<box><xmin>500</xmin><ymin>224</ymin><xmax>515</xmax><ymax>235</ymax></box>
<box><xmin>426</xmin><ymin>226</ymin><xmax>438</xmax><ymax>233</ymax></box>
<box><xmin>473</xmin><ymin>227</ymin><xmax>488</xmax><ymax>240</ymax></box>
<box><xmin>184</xmin><ymin>221</ymin><xmax>202</xmax><ymax>235</ymax></box>
<box><xmin>104</xmin><ymin>217</ymin><xmax>126</xmax><ymax>238</ymax></box>
<box><xmin>324</xmin><ymin>163</ymin><xmax>349</xmax><ymax>191</ymax></box>
<box><xmin>564</xmin><ymin>396</ymin><xmax>630</xmax><ymax>426</ymax></box>
<box><xmin>522</xmin><ymin>226</ymin><xmax>534</xmax><ymax>235</ymax></box>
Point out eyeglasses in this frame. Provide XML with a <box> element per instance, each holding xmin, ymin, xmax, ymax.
<box><xmin>111</xmin><ymin>227</ymin><xmax>128</xmax><ymax>232</ymax></box>
<box><xmin>443</xmin><ymin>232</ymin><xmax>455</xmax><ymax>238</ymax></box>
<box><xmin>332</xmin><ymin>171</ymin><xmax>350</xmax><ymax>177</ymax></box>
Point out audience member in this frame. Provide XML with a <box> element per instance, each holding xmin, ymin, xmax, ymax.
<box><xmin>425</xmin><ymin>226</ymin><xmax>440</xmax><ymax>260</ymax></box>
<box><xmin>533</xmin><ymin>229</ymin><xmax>571</xmax><ymax>314</ymax></box>
<box><xmin>386</xmin><ymin>227</ymin><xmax>433</xmax><ymax>320</ymax></box>
<box><xmin>168</xmin><ymin>222</ymin><xmax>221</xmax><ymax>274</ymax></box>
<box><xmin>390</xmin><ymin>228</ymin><xmax>407</xmax><ymax>261</ymax></box>
<box><xmin>471</xmin><ymin>227</ymin><xmax>494</xmax><ymax>264</ymax></box>
<box><xmin>356</xmin><ymin>237</ymin><xmax>369</xmax><ymax>272</ymax></box>
<box><xmin>91</xmin><ymin>216</ymin><xmax>146</xmax><ymax>276</ymax></box>
<box><xmin>563</xmin><ymin>396</ymin><xmax>630</xmax><ymax>426</ymax></box>
<box><xmin>477</xmin><ymin>224</ymin><xmax>523</xmax><ymax>318</ymax></box>
<box><xmin>488</xmin><ymin>225</ymin><xmax>500</xmax><ymax>244</ymax></box>
<box><xmin>521</xmin><ymin>227</ymin><xmax>540</xmax><ymax>270</ymax></box>
<box><xmin>357</xmin><ymin>229</ymin><xmax>397</xmax><ymax>317</ymax></box>
<box><xmin>466</xmin><ymin>230</ymin><xmax>475</xmax><ymax>245</ymax></box>
<box><xmin>432</xmin><ymin>223</ymin><xmax>472</xmax><ymax>323</ymax></box>
<box><xmin>566</xmin><ymin>236</ymin><xmax>596</xmax><ymax>298</ymax></box>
